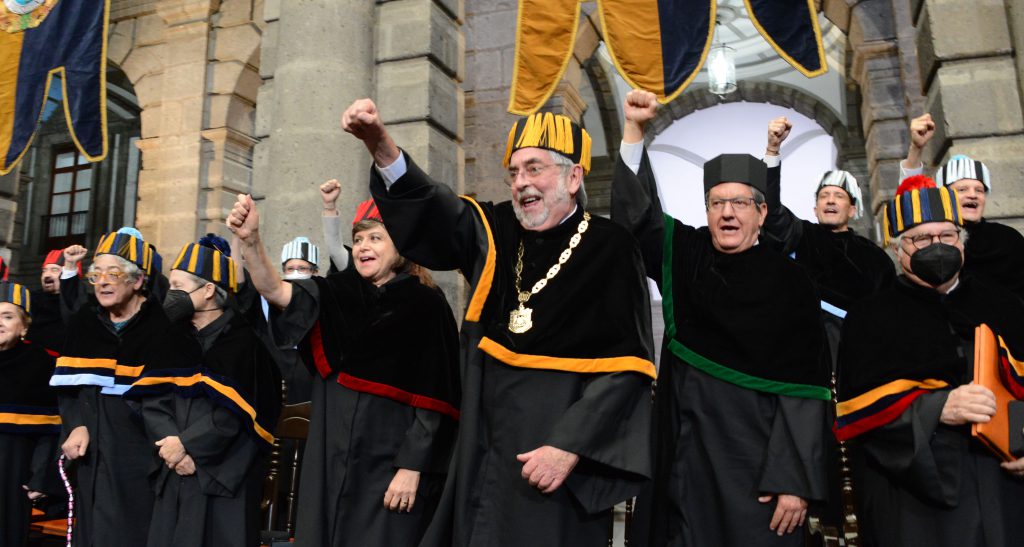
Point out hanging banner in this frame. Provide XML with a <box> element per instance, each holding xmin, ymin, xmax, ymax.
<box><xmin>507</xmin><ymin>0</ymin><xmax>580</xmax><ymax>116</ymax></box>
<box><xmin>598</xmin><ymin>0</ymin><xmax>715</xmax><ymax>105</ymax></box>
<box><xmin>744</xmin><ymin>0</ymin><xmax>827</xmax><ymax>77</ymax></box>
<box><xmin>0</xmin><ymin>0</ymin><xmax>109</xmax><ymax>175</ymax></box>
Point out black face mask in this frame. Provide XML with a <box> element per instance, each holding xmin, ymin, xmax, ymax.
<box><xmin>162</xmin><ymin>289</ymin><xmax>196</xmax><ymax>323</ymax></box>
<box><xmin>910</xmin><ymin>243</ymin><xmax>962</xmax><ymax>286</ymax></box>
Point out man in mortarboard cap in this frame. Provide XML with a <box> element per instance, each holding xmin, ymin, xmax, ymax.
<box><xmin>611</xmin><ymin>89</ymin><xmax>829</xmax><ymax>546</ymax></box>
<box><xmin>835</xmin><ymin>177</ymin><xmax>1024</xmax><ymax>546</ymax></box>
<box><xmin>321</xmin><ymin>97</ymin><xmax>655</xmax><ymax>545</ymax></box>
<box><xmin>900</xmin><ymin>113</ymin><xmax>1024</xmax><ymax>303</ymax></box>
<box><xmin>124</xmin><ymin>240</ymin><xmax>280</xmax><ymax>547</ymax></box>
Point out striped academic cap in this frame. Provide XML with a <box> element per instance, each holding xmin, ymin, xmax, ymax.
<box><xmin>503</xmin><ymin>112</ymin><xmax>592</xmax><ymax>174</ymax></box>
<box><xmin>171</xmin><ymin>242</ymin><xmax>238</xmax><ymax>293</ymax></box>
<box><xmin>281</xmin><ymin>237</ymin><xmax>319</xmax><ymax>268</ymax></box>
<box><xmin>94</xmin><ymin>231</ymin><xmax>154</xmax><ymax>273</ymax></box>
<box><xmin>353</xmin><ymin>199</ymin><xmax>383</xmax><ymax>225</ymax></box>
<box><xmin>816</xmin><ymin>170</ymin><xmax>864</xmax><ymax>219</ymax></box>
<box><xmin>0</xmin><ymin>281</ymin><xmax>31</xmax><ymax>315</ymax></box>
<box><xmin>936</xmin><ymin>155</ymin><xmax>991</xmax><ymax>192</ymax></box>
<box><xmin>882</xmin><ymin>175</ymin><xmax>962</xmax><ymax>244</ymax></box>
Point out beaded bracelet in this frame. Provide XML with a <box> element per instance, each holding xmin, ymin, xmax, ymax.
<box><xmin>57</xmin><ymin>455</ymin><xmax>74</xmax><ymax>547</ymax></box>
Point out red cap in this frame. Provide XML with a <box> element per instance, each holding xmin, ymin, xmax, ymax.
<box><xmin>43</xmin><ymin>249</ymin><xmax>82</xmax><ymax>274</ymax></box>
<box><xmin>896</xmin><ymin>174</ymin><xmax>936</xmax><ymax>196</ymax></box>
<box><xmin>352</xmin><ymin>199</ymin><xmax>383</xmax><ymax>225</ymax></box>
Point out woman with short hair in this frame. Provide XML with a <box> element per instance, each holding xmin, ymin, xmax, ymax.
<box><xmin>228</xmin><ymin>195</ymin><xmax>460</xmax><ymax>547</ymax></box>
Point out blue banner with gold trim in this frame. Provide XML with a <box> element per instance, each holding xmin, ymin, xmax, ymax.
<box><xmin>0</xmin><ymin>0</ymin><xmax>109</xmax><ymax>175</ymax></box>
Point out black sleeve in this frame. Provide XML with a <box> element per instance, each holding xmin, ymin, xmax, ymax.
<box><xmin>762</xmin><ymin>162</ymin><xmax>804</xmax><ymax>255</ymax></box>
<box><xmin>269</xmin><ymin>279</ymin><xmax>320</xmax><ymax>349</ymax></box>
<box><xmin>370</xmin><ymin>151</ymin><xmax>488</xmax><ymax>279</ymax></box>
<box><xmin>547</xmin><ymin>371</ymin><xmax>654</xmax><ymax>513</ymax></box>
<box><xmin>393</xmin><ymin>409</ymin><xmax>455</xmax><ymax>474</ymax></box>
<box><xmin>57</xmin><ymin>389</ymin><xmax>85</xmax><ymax>434</ymax></box>
<box><xmin>757</xmin><ymin>395</ymin><xmax>829</xmax><ymax>501</ymax></box>
<box><xmin>178</xmin><ymin>404</ymin><xmax>245</xmax><ymax>464</ymax></box>
<box><xmin>857</xmin><ymin>390</ymin><xmax>961</xmax><ymax>507</ymax></box>
<box><xmin>59</xmin><ymin>274</ymin><xmax>87</xmax><ymax>321</ymax></box>
<box><xmin>140</xmin><ymin>392</ymin><xmax>182</xmax><ymax>441</ymax></box>
<box><xmin>27</xmin><ymin>433</ymin><xmax>61</xmax><ymax>495</ymax></box>
<box><xmin>610</xmin><ymin>147</ymin><xmax>666</xmax><ymax>286</ymax></box>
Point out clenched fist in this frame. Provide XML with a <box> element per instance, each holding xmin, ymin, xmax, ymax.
<box><xmin>766</xmin><ymin>117</ymin><xmax>792</xmax><ymax>155</ymax></box>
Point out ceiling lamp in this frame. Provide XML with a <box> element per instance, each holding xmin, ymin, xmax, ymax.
<box><xmin>707</xmin><ymin>22</ymin><xmax>737</xmax><ymax>96</ymax></box>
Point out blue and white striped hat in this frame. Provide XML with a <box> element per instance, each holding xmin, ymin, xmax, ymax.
<box><xmin>816</xmin><ymin>170</ymin><xmax>863</xmax><ymax>219</ymax></box>
<box><xmin>935</xmin><ymin>155</ymin><xmax>991</xmax><ymax>193</ymax></box>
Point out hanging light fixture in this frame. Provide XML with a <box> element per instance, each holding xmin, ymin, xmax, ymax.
<box><xmin>707</xmin><ymin>22</ymin><xmax>737</xmax><ymax>96</ymax></box>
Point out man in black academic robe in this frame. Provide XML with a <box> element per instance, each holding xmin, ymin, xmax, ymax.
<box><xmin>761</xmin><ymin>117</ymin><xmax>895</xmax><ymax>364</ymax></box>
<box><xmin>49</xmin><ymin>232</ymin><xmax>201</xmax><ymax>547</ymax></box>
<box><xmin>335</xmin><ymin>98</ymin><xmax>656</xmax><ymax>546</ymax></box>
<box><xmin>125</xmin><ymin>242</ymin><xmax>281</xmax><ymax>547</ymax></box>
<box><xmin>836</xmin><ymin>182</ymin><xmax>1024</xmax><ymax>546</ymax></box>
<box><xmin>27</xmin><ymin>249</ymin><xmax>75</xmax><ymax>357</ymax></box>
<box><xmin>611</xmin><ymin>90</ymin><xmax>829</xmax><ymax>546</ymax></box>
<box><xmin>900</xmin><ymin>113</ymin><xmax>1024</xmax><ymax>302</ymax></box>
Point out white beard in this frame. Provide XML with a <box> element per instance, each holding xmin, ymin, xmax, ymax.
<box><xmin>513</xmin><ymin>178</ymin><xmax>571</xmax><ymax>229</ymax></box>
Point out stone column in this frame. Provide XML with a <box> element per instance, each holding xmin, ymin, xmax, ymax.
<box><xmin>915</xmin><ymin>0</ymin><xmax>1024</xmax><ymax>230</ymax></box>
<box><xmin>253</xmin><ymin>0</ymin><xmax>376</xmax><ymax>271</ymax></box>
<box><xmin>376</xmin><ymin>0</ymin><xmax>464</xmax><ymax>303</ymax></box>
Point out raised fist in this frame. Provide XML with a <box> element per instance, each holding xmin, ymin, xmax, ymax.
<box><xmin>909</xmin><ymin>113</ymin><xmax>935</xmax><ymax>150</ymax></box>
<box><xmin>767</xmin><ymin>117</ymin><xmax>792</xmax><ymax>154</ymax></box>
<box><xmin>63</xmin><ymin>245</ymin><xmax>88</xmax><ymax>268</ymax></box>
<box><xmin>226</xmin><ymin>194</ymin><xmax>260</xmax><ymax>243</ymax></box>
<box><xmin>320</xmin><ymin>179</ymin><xmax>341</xmax><ymax>208</ymax></box>
<box><xmin>342</xmin><ymin>99</ymin><xmax>386</xmax><ymax>142</ymax></box>
<box><xmin>624</xmin><ymin>89</ymin><xmax>659</xmax><ymax>127</ymax></box>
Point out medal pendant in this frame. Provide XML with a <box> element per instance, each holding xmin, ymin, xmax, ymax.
<box><xmin>508</xmin><ymin>305</ymin><xmax>534</xmax><ymax>334</ymax></box>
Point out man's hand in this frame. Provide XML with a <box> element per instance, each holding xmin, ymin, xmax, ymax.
<box><xmin>909</xmin><ymin>113</ymin><xmax>935</xmax><ymax>150</ymax></box>
<box><xmin>758</xmin><ymin>494</ymin><xmax>807</xmax><ymax>536</ymax></box>
<box><xmin>174</xmin><ymin>455</ymin><xmax>196</xmax><ymax>476</ymax></box>
<box><xmin>320</xmin><ymin>179</ymin><xmax>341</xmax><ymax>215</ymax></box>
<box><xmin>516</xmin><ymin>445</ymin><xmax>579</xmax><ymax>494</ymax></box>
<box><xmin>155</xmin><ymin>436</ymin><xmax>187</xmax><ymax>468</ymax></box>
<box><xmin>622</xmin><ymin>89</ymin><xmax>659</xmax><ymax>144</ymax></box>
<box><xmin>62</xmin><ymin>426</ymin><xmax>89</xmax><ymax>460</ymax></box>
<box><xmin>63</xmin><ymin>245</ymin><xmax>88</xmax><ymax>271</ymax></box>
<box><xmin>383</xmin><ymin>468</ymin><xmax>421</xmax><ymax>513</ymax></box>
<box><xmin>766</xmin><ymin>117</ymin><xmax>792</xmax><ymax>156</ymax></box>
<box><xmin>341</xmin><ymin>99</ymin><xmax>400</xmax><ymax>167</ymax></box>
<box><xmin>1000</xmin><ymin>454</ymin><xmax>1024</xmax><ymax>478</ymax></box>
<box><xmin>226</xmin><ymin>194</ymin><xmax>260</xmax><ymax>244</ymax></box>
<box><xmin>23</xmin><ymin>485</ymin><xmax>45</xmax><ymax>500</ymax></box>
<box><xmin>940</xmin><ymin>384</ymin><xmax>997</xmax><ymax>425</ymax></box>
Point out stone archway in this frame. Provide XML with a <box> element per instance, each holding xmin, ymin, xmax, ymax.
<box><xmin>104</xmin><ymin>0</ymin><xmax>264</xmax><ymax>260</ymax></box>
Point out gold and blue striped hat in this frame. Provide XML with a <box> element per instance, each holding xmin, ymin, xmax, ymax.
<box><xmin>882</xmin><ymin>175</ymin><xmax>963</xmax><ymax>245</ymax></box>
<box><xmin>503</xmin><ymin>111</ymin><xmax>592</xmax><ymax>174</ymax></box>
<box><xmin>171</xmin><ymin>242</ymin><xmax>238</xmax><ymax>293</ymax></box>
<box><xmin>0</xmin><ymin>281</ymin><xmax>31</xmax><ymax>316</ymax></box>
<box><xmin>94</xmin><ymin>231</ymin><xmax>154</xmax><ymax>274</ymax></box>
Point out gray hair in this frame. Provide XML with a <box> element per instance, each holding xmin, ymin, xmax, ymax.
<box><xmin>179</xmin><ymin>270</ymin><xmax>229</xmax><ymax>308</ymax></box>
<box><xmin>547</xmin><ymin>150</ymin><xmax>588</xmax><ymax>209</ymax></box>
<box><xmin>88</xmin><ymin>255</ymin><xmax>144</xmax><ymax>283</ymax></box>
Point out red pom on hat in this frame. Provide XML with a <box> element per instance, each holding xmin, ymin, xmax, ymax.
<box><xmin>352</xmin><ymin>199</ymin><xmax>383</xmax><ymax>225</ymax></box>
<box><xmin>895</xmin><ymin>174</ymin><xmax>936</xmax><ymax>196</ymax></box>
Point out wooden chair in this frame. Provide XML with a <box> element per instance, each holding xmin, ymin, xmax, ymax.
<box><xmin>260</xmin><ymin>400</ymin><xmax>312</xmax><ymax>545</ymax></box>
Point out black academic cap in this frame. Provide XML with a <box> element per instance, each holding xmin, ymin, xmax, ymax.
<box><xmin>703</xmin><ymin>154</ymin><xmax>768</xmax><ymax>195</ymax></box>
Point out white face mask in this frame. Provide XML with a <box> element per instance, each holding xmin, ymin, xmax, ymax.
<box><xmin>283</xmin><ymin>272</ymin><xmax>312</xmax><ymax>281</ymax></box>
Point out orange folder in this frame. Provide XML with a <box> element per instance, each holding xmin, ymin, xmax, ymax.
<box><xmin>972</xmin><ymin>323</ymin><xmax>1021</xmax><ymax>462</ymax></box>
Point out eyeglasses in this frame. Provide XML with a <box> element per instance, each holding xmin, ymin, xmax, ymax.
<box><xmin>708</xmin><ymin>197</ymin><xmax>757</xmax><ymax>211</ymax></box>
<box><xmin>504</xmin><ymin>163</ymin><xmax>562</xmax><ymax>186</ymax></box>
<box><xmin>85</xmin><ymin>271</ymin><xmax>129</xmax><ymax>285</ymax></box>
<box><xmin>902</xmin><ymin>230</ymin><xmax>961</xmax><ymax>250</ymax></box>
<box><xmin>284</xmin><ymin>266</ymin><xmax>314</xmax><ymax>274</ymax></box>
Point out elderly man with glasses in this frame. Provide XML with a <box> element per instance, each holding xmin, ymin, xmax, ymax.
<box><xmin>340</xmin><ymin>97</ymin><xmax>656</xmax><ymax>547</ymax></box>
<box><xmin>49</xmin><ymin>231</ymin><xmax>201</xmax><ymax>547</ymax></box>
<box><xmin>611</xmin><ymin>90</ymin><xmax>829</xmax><ymax>547</ymax></box>
<box><xmin>835</xmin><ymin>176</ymin><xmax>1024</xmax><ymax>546</ymax></box>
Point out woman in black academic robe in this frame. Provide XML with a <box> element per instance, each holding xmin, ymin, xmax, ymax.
<box><xmin>0</xmin><ymin>283</ymin><xmax>62</xmax><ymax>547</ymax></box>
<box><xmin>228</xmin><ymin>198</ymin><xmax>460</xmax><ymax>547</ymax></box>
